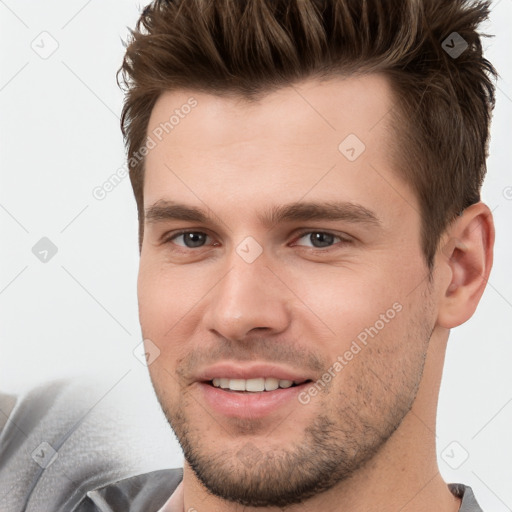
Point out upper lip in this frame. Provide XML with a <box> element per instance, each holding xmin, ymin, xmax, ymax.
<box><xmin>195</xmin><ymin>362</ymin><xmax>313</xmax><ymax>384</ymax></box>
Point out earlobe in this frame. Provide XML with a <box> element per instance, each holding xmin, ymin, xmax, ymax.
<box><xmin>436</xmin><ymin>203</ymin><xmax>495</xmax><ymax>329</ymax></box>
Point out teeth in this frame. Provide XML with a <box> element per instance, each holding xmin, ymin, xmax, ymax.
<box><xmin>246</xmin><ymin>378</ymin><xmax>265</xmax><ymax>392</ymax></box>
<box><xmin>211</xmin><ymin>378</ymin><xmax>300</xmax><ymax>392</ymax></box>
<box><xmin>229</xmin><ymin>379</ymin><xmax>246</xmax><ymax>391</ymax></box>
<box><xmin>265</xmin><ymin>378</ymin><xmax>279</xmax><ymax>391</ymax></box>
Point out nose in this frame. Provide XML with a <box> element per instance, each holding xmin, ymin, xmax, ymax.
<box><xmin>203</xmin><ymin>252</ymin><xmax>291</xmax><ymax>342</ymax></box>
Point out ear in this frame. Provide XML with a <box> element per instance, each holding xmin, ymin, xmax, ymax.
<box><xmin>436</xmin><ymin>202</ymin><xmax>495</xmax><ymax>329</ymax></box>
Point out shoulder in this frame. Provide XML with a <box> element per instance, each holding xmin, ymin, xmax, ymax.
<box><xmin>0</xmin><ymin>379</ymin><xmax>88</xmax><ymax>511</ymax></box>
<box><xmin>449</xmin><ymin>483</ymin><xmax>484</xmax><ymax>512</ymax></box>
<box><xmin>72</xmin><ymin>468</ymin><xmax>183</xmax><ymax>512</ymax></box>
<box><xmin>0</xmin><ymin>377</ymin><xmax>178</xmax><ymax>512</ymax></box>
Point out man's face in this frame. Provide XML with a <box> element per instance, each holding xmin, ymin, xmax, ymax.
<box><xmin>138</xmin><ymin>75</ymin><xmax>438</xmax><ymax>507</ymax></box>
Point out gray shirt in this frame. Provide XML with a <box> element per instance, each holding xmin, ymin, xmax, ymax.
<box><xmin>0</xmin><ymin>379</ymin><xmax>177</xmax><ymax>512</ymax></box>
<box><xmin>73</xmin><ymin>468</ymin><xmax>484</xmax><ymax>512</ymax></box>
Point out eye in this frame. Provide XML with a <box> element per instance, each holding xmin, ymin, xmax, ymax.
<box><xmin>166</xmin><ymin>230</ymin><xmax>213</xmax><ymax>249</ymax></box>
<box><xmin>293</xmin><ymin>231</ymin><xmax>349</xmax><ymax>249</ymax></box>
<box><xmin>163</xmin><ymin>230</ymin><xmax>350</xmax><ymax>251</ymax></box>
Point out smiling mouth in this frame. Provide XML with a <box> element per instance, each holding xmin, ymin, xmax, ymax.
<box><xmin>206</xmin><ymin>377</ymin><xmax>312</xmax><ymax>393</ymax></box>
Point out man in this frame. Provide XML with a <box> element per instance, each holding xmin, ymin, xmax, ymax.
<box><xmin>75</xmin><ymin>0</ymin><xmax>497</xmax><ymax>510</ymax></box>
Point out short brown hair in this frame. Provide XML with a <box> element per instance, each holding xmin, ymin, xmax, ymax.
<box><xmin>118</xmin><ymin>0</ymin><xmax>497</xmax><ymax>268</ymax></box>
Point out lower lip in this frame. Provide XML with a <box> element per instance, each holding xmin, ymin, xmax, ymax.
<box><xmin>198</xmin><ymin>382</ymin><xmax>310</xmax><ymax>419</ymax></box>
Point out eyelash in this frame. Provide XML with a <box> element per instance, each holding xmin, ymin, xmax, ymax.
<box><xmin>162</xmin><ymin>229</ymin><xmax>353</xmax><ymax>251</ymax></box>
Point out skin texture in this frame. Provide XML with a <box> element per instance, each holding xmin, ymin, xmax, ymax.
<box><xmin>137</xmin><ymin>74</ymin><xmax>494</xmax><ymax>512</ymax></box>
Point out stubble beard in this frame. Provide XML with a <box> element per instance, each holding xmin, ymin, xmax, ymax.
<box><xmin>152</xmin><ymin>335</ymin><xmax>431</xmax><ymax>507</ymax></box>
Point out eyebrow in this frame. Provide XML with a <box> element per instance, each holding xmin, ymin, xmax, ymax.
<box><xmin>144</xmin><ymin>200</ymin><xmax>381</xmax><ymax>229</ymax></box>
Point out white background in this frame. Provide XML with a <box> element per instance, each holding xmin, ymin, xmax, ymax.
<box><xmin>0</xmin><ymin>1</ymin><xmax>511</xmax><ymax>509</ymax></box>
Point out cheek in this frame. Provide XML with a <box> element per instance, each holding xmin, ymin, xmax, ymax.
<box><xmin>137</xmin><ymin>259</ymin><xmax>204</xmax><ymax>331</ymax></box>
<box><xmin>290</xmin><ymin>265</ymin><xmax>408</xmax><ymax>345</ymax></box>
<box><xmin>137</xmin><ymin>262</ymin><xmax>166</xmax><ymax>332</ymax></box>
<box><xmin>137</xmin><ymin>260</ymin><xmax>219</xmax><ymax>372</ymax></box>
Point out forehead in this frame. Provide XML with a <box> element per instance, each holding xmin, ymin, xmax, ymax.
<box><xmin>143</xmin><ymin>74</ymin><xmax>415</xmax><ymax>224</ymax></box>
<box><xmin>146</xmin><ymin>73</ymin><xmax>395</xmax><ymax>155</ymax></box>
